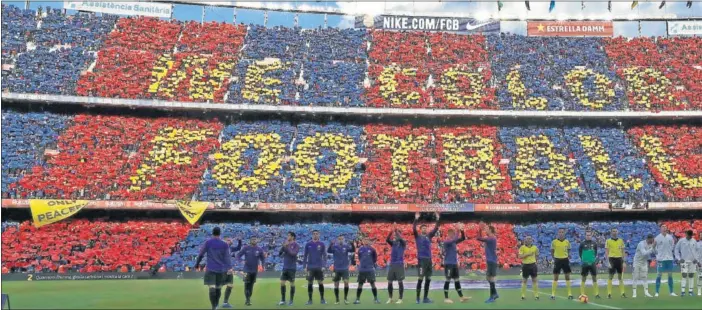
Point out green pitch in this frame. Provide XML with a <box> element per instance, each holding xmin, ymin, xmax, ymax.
<box><xmin>2</xmin><ymin>275</ymin><xmax>700</xmax><ymax>309</ymax></box>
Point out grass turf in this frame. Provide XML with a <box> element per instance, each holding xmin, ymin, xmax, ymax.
<box><xmin>2</xmin><ymin>275</ymin><xmax>700</xmax><ymax>309</ymax></box>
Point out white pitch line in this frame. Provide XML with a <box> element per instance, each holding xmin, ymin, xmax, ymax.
<box><xmin>527</xmin><ymin>290</ymin><xmax>622</xmax><ymax>310</ymax></box>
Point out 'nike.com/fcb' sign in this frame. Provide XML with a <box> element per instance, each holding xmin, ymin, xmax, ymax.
<box><xmin>366</xmin><ymin>15</ymin><xmax>500</xmax><ymax>33</ymax></box>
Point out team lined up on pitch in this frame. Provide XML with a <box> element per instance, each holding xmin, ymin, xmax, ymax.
<box><xmin>194</xmin><ymin>216</ymin><xmax>702</xmax><ymax>309</ymax></box>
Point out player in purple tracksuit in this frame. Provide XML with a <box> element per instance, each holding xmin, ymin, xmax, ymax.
<box><xmin>478</xmin><ymin>222</ymin><xmax>499</xmax><ymax>303</ymax></box>
<box><xmin>328</xmin><ymin>235</ymin><xmax>355</xmax><ymax>304</ymax></box>
<box><xmin>220</xmin><ymin>238</ymin><xmax>242</xmax><ymax>308</ymax></box>
<box><xmin>413</xmin><ymin>212</ymin><xmax>440</xmax><ymax>304</ymax></box>
<box><xmin>195</xmin><ymin>227</ymin><xmax>234</xmax><ymax>310</ymax></box>
<box><xmin>236</xmin><ymin>238</ymin><xmax>266</xmax><ymax>306</ymax></box>
<box><xmin>442</xmin><ymin>223</ymin><xmax>470</xmax><ymax>303</ymax></box>
<box><xmin>278</xmin><ymin>232</ymin><xmax>300</xmax><ymax>306</ymax></box>
<box><xmin>385</xmin><ymin>222</ymin><xmax>407</xmax><ymax>304</ymax></box>
<box><xmin>304</xmin><ymin>230</ymin><xmax>327</xmax><ymax>305</ymax></box>
<box><xmin>354</xmin><ymin>237</ymin><xmax>380</xmax><ymax>304</ymax></box>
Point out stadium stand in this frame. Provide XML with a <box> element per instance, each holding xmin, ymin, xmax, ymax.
<box><xmin>2</xmin><ymin>109</ymin><xmax>701</xmax><ymax>203</ymax></box>
<box><xmin>628</xmin><ymin>126</ymin><xmax>702</xmax><ymax>201</ymax></box>
<box><xmin>3</xmin><ymin>4</ymin><xmax>699</xmax><ymax>111</ymax></box>
<box><xmin>1</xmin><ymin>219</ymin><xmax>190</xmax><ymax>273</ymax></box>
<box><xmin>604</xmin><ymin>37</ymin><xmax>702</xmax><ymax>111</ymax></box>
<box><xmin>8</xmin><ymin>219</ymin><xmax>700</xmax><ymax>273</ymax></box>
<box><xmin>489</xmin><ymin>35</ymin><xmax>626</xmax><ymax>111</ymax></box>
<box><xmin>1</xmin><ymin>110</ymin><xmax>69</xmax><ymax>198</ymax></box>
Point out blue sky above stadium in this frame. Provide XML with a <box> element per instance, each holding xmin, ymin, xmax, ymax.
<box><xmin>7</xmin><ymin>1</ymin><xmax>702</xmax><ymax>37</ymax></box>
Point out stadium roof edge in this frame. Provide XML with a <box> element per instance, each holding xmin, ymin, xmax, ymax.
<box><xmin>3</xmin><ymin>93</ymin><xmax>702</xmax><ymax>120</ymax></box>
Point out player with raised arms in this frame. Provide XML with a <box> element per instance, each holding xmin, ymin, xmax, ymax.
<box><xmin>413</xmin><ymin>212</ymin><xmax>440</xmax><ymax>304</ymax></box>
<box><xmin>442</xmin><ymin>223</ymin><xmax>470</xmax><ymax>304</ymax></box>
<box><xmin>385</xmin><ymin>222</ymin><xmax>407</xmax><ymax>304</ymax></box>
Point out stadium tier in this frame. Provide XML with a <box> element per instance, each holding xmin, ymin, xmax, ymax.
<box><xmin>2</xmin><ymin>4</ymin><xmax>701</xmax><ymax>111</ymax></box>
<box><xmin>3</xmin><ymin>220</ymin><xmax>701</xmax><ymax>273</ymax></box>
<box><xmin>2</xmin><ymin>110</ymin><xmax>700</xmax><ymax>203</ymax></box>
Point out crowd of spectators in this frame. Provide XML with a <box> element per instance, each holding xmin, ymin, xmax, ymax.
<box><xmin>8</xmin><ymin>114</ymin><xmax>221</xmax><ymax>200</ymax></box>
<box><xmin>2</xmin><ymin>110</ymin><xmax>701</xmax><ymax>203</ymax></box>
<box><xmin>1</xmin><ymin>219</ymin><xmax>190</xmax><ymax>273</ymax></box>
<box><xmin>366</xmin><ymin>31</ymin><xmax>496</xmax><ymax>109</ymax></box>
<box><xmin>489</xmin><ymin>35</ymin><xmax>627</xmax><ymax>111</ymax></box>
<box><xmin>2</xmin><ymin>110</ymin><xmax>68</xmax><ymax>196</ymax></box>
<box><xmin>628</xmin><ymin>126</ymin><xmax>702</xmax><ymax>200</ymax></box>
<box><xmin>2</xmin><ymin>4</ymin><xmax>700</xmax><ymax>111</ymax></box>
<box><xmin>3</xmin><ymin>219</ymin><xmax>701</xmax><ymax>273</ymax></box>
<box><xmin>2</xmin><ymin>6</ymin><xmax>116</xmax><ymax>95</ymax></box>
<box><xmin>604</xmin><ymin>37</ymin><xmax>702</xmax><ymax>111</ymax></box>
<box><xmin>499</xmin><ymin>127</ymin><xmax>590</xmax><ymax>203</ymax></box>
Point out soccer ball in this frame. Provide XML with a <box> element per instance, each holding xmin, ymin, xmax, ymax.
<box><xmin>578</xmin><ymin>295</ymin><xmax>589</xmax><ymax>303</ymax></box>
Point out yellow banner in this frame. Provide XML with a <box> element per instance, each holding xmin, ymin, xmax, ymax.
<box><xmin>29</xmin><ymin>200</ymin><xmax>89</xmax><ymax>228</ymax></box>
<box><xmin>176</xmin><ymin>201</ymin><xmax>210</xmax><ymax>225</ymax></box>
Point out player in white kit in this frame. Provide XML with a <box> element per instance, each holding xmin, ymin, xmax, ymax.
<box><xmin>632</xmin><ymin>234</ymin><xmax>655</xmax><ymax>298</ymax></box>
<box><xmin>674</xmin><ymin>230</ymin><xmax>698</xmax><ymax>296</ymax></box>
<box><xmin>654</xmin><ymin>224</ymin><xmax>677</xmax><ymax>297</ymax></box>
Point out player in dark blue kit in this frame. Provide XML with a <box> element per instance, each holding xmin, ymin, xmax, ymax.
<box><xmin>354</xmin><ymin>237</ymin><xmax>380</xmax><ymax>304</ymax></box>
<box><xmin>304</xmin><ymin>230</ymin><xmax>327</xmax><ymax>305</ymax></box>
<box><xmin>278</xmin><ymin>232</ymin><xmax>300</xmax><ymax>306</ymax></box>
<box><xmin>195</xmin><ymin>227</ymin><xmax>234</xmax><ymax>310</ymax></box>
<box><xmin>236</xmin><ymin>238</ymin><xmax>266</xmax><ymax>306</ymax></box>
<box><xmin>413</xmin><ymin>212</ymin><xmax>440</xmax><ymax>304</ymax></box>
<box><xmin>220</xmin><ymin>238</ymin><xmax>242</xmax><ymax>308</ymax></box>
<box><xmin>478</xmin><ymin>222</ymin><xmax>499</xmax><ymax>303</ymax></box>
<box><xmin>386</xmin><ymin>222</ymin><xmax>407</xmax><ymax>304</ymax></box>
<box><xmin>442</xmin><ymin>223</ymin><xmax>470</xmax><ymax>304</ymax></box>
<box><xmin>328</xmin><ymin>235</ymin><xmax>355</xmax><ymax>305</ymax></box>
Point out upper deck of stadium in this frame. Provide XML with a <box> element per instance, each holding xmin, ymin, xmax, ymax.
<box><xmin>2</xmin><ymin>3</ymin><xmax>701</xmax><ymax>119</ymax></box>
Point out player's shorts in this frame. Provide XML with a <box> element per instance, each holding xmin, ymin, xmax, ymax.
<box><xmin>632</xmin><ymin>263</ymin><xmax>649</xmax><ymax>280</ymax></box>
<box><xmin>242</xmin><ymin>271</ymin><xmax>258</xmax><ymax>283</ymax></box>
<box><xmin>204</xmin><ymin>271</ymin><xmax>230</xmax><ymax>287</ymax></box>
<box><xmin>609</xmin><ymin>258</ymin><xmax>624</xmax><ymax>275</ymax></box>
<box><xmin>358</xmin><ymin>271</ymin><xmax>376</xmax><ymax>283</ymax></box>
<box><xmin>580</xmin><ymin>264</ymin><xmax>597</xmax><ymax>277</ymax></box>
<box><xmin>444</xmin><ymin>264</ymin><xmax>460</xmax><ymax>279</ymax></box>
<box><xmin>387</xmin><ymin>264</ymin><xmax>405</xmax><ymax>281</ymax></box>
<box><xmin>681</xmin><ymin>261</ymin><xmax>698</xmax><ymax>274</ymax></box>
<box><xmin>553</xmin><ymin>258</ymin><xmax>572</xmax><ymax>275</ymax></box>
<box><xmin>417</xmin><ymin>258</ymin><xmax>433</xmax><ymax>278</ymax></box>
<box><xmin>486</xmin><ymin>262</ymin><xmax>498</xmax><ymax>278</ymax></box>
<box><xmin>280</xmin><ymin>269</ymin><xmax>296</xmax><ymax>282</ymax></box>
<box><xmin>306</xmin><ymin>268</ymin><xmax>324</xmax><ymax>282</ymax></box>
<box><xmin>657</xmin><ymin>260</ymin><xmax>674</xmax><ymax>273</ymax></box>
<box><xmin>333</xmin><ymin>270</ymin><xmax>350</xmax><ymax>282</ymax></box>
<box><xmin>522</xmin><ymin>263</ymin><xmax>538</xmax><ymax>279</ymax></box>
